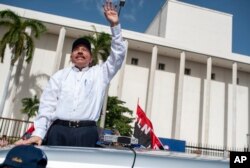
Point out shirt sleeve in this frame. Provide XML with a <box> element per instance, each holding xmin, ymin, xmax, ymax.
<box><xmin>101</xmin><ymin>24</ymin><xmax>127</xmax><ymax>84</ymax></box>
<box><xmin>32</xmin><ymin>71</ymin><xmax>61</xmax><ymax>139</ymax></box>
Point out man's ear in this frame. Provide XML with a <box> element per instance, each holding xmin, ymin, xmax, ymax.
<box><xmin>89</xmin><ymin>57</ymin><xmax>93</xmax><ymax>67</ymax></box>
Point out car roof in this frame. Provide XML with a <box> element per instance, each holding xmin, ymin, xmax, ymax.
<box><xmin>0</xmin><ymin>145</ymin><xmax>229</xmax><ymax>168</ymax></box>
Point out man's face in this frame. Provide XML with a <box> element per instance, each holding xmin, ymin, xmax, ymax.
<box><xmin>71</xmin><ymin>44</ymin><xmax>92</xmax><ymax>69</ymax></box>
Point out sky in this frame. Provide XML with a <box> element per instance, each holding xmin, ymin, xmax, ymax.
<box><xmin>0</xmin><ymin>0</ymin><xmax>250</xmax><ymax>56</ymax></box>
<box><xmin>0</xmin><ymin>0</ymin><xmax>166</xmax><ymax>33</ymax></box>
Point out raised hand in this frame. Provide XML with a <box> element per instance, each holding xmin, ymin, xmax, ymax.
<box><xmin>103</xmin><ymin>0</ymin><xmax>119</xmax><ymax>27</ymax></box>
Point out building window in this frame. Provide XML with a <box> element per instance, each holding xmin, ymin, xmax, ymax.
<box><xmin>184</xmin><ymin>68</ymin><xmax>191</xmax><ymax>75</ymax></box>
<box><xmin>158</xmin><ymin>63</ymin><xmax>165</xmax><ymax>70</ymax></box>
<box><xmin>237</xmin><ymin>78</ymin><xmax>239</xmax><ymax>84</ymax></box>
<box><xmin>211</xmin><ymin>73</ymin><xmax>216</xmax><ymax>80</ymax></box>
<box><xmin>131</xmin><ymin>58</ymin><xmax>138</xmax><ymax>65</ymax></box>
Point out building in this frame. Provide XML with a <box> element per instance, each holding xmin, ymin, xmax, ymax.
<box><xmin>0</xmin><ymin>0</ymin><xmax>249</xmax><ymax>149</ymax></box>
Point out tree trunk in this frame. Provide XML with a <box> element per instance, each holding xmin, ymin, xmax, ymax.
<box><xmin>100</xmin><ymin>86</ymin><xmax>109</xmax><ymax>128</ymax></box>
<box><xmin>0</xmin><ymin>65</ymin><xmax>14</xmax><ymax>116</ymax></box>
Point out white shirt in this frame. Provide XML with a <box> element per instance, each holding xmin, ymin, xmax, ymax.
<box><xmin>33</xmin><ymin>24</ymin><xmax>126</xmax><ymax>139</ymax></box>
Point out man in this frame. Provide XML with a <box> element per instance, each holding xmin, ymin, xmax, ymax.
<box><xmin>0</xmin><ymin>145</ymin><xmax>47</xmax><ymax>168</ymax></box>
<box><xmin>18</xmin><ymin>0</ymin><xmax>126</xmax><ymax>147</ymax></box>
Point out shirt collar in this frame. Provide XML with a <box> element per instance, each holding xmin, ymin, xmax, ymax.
<box><xmin>72</xmin><ymin>65</ymin><xmax>89</xmax><ymax>72</ymax></box>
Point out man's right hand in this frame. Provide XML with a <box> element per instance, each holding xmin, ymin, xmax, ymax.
<box><xmin>14</xmin><ymin>136</ymin><xmax>42</xmax><ymax>146</ymax></box>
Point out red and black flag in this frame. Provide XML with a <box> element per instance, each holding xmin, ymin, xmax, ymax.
<box><xmin>22</xmin><ymin>124</ymin><xmax>35</xmax><ymax>140</ymax></box>
<box><xmin>134</xmin><ymin>104</ymin><xmax>164</xmax><ymax>150</ymax></box>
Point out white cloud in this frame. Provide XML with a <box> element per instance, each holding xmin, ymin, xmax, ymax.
<box><xmin>123</xmin><ymin>13</ymin><xmax>136</xmax><ymax>22</ymax></box>
<box><xmin>73</xmin><ymin>0</ymin><xmax>92</xmax><ymax>9</ymax></box>
<box><xmin>96</xmin><ymin>1</ymin><xmax>104</xmax><ymax>17</ymax></box>
<box><xmin>139</xmin><ymin>0</ymin><xmax>144</xmax><ymax>8</ymax></box>
<box><xmin>121</xmin><ymin>0</ymin><xmax>145</xmax><ymax>22</ymax></box>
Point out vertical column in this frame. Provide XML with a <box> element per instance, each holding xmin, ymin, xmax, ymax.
<box><xmin>117</xmin><ymin>40</ymin><xmax>128</xmax><ymax>99</ymax></box>
<box><xmin>204</xmin><ymin>57</ymin><xmax>212</xmax><ymax>145</ymax></box>
<box><xmin>173</xmin><ymin>51</ymin><xmax>185</xmax><ymax>139</ymax></box>
<box><xmin>146</xmin><ymin>45</ymin><xmax>158</xmax><ymax>118</ymax></box>
<box><xmin>232</xmin><ymin>62</ymin><xmax>237</xmax><ymax>148</ymax></box>
<box><xmin>54</xmin><ymin>27</ymin><xmax>66</xmax><ymax>72</ymax></box>
<box><xmin>248</xmin><ymin>73</ymin><xmax>250</xmax><ymax>151</ymax></box>
<box><xmin>223</xmin><ymin>78</ymin><xmax>229</xmax><ymax>149</ymax></box>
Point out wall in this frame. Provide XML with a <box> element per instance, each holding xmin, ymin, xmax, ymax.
<box><xmin>165</xmin><ymin>0</ymin><xmax>232</xmax><ymax>57</ymax></box>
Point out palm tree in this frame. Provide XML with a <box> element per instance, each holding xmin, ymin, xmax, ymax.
<box><xmin>84</xmin><ymin>30</ymin><xmax>112</xmax><ymax>128</ymax></box>
<box><xmin>0</xmin><ymin>9</ymin><xmax>46</xmax><ymax>115</ymax></box>
<box><xmin>84</xmin><ymin>32</ymin><xmax>111</xmax><ymax>65</ymax></box>
<box><xmin>21</xmin><ymin>95</ymin><xmax>39</xmax><ymax>121</ymax></box>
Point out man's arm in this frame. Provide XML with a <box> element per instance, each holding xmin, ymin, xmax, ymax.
<box><xmin>101</xmin><ymin>0</ymin><xmax>126</xmax><ymax>83</ymax></box>
<box><xmin>18</xmin><ymin>73</ymin><xmax>61</xmax><ymax>145</ymax></box>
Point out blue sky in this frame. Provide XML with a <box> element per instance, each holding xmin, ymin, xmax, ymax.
<box><xmin>1</xmin><ymin>0</ymin><xmax>250</xmax><ymax>56</ymax></box>
<box><xmin>0</xmin><ymin>0</ymin><xmax>166</xmax><ymax>33</ymax></box>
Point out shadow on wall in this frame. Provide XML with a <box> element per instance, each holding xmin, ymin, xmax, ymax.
<box><xmin>5</xmin><ymin>59</ymin><xmax>49</xmax><ymax>120</ymax></box>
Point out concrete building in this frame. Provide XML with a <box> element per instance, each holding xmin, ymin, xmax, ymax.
<box><xmin>0</xmin><ymin>0</ymin><xmax>249</xmax><ymax>149</ymax></box>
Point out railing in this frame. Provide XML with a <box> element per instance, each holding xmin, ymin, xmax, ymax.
<box><xmin>186</xmin><ymin>142</ymin><xmax>246</xmax><ymax>157</ymax></box>
<box><xmin>0</xmin><ymin>117</ymin><xmax>33</xmax><ymax>144</ymax></box>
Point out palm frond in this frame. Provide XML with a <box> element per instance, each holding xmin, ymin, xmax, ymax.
<box><xmin>0</xmin><ymin>41</ymin><xmax>7</xmax><ymax>63</ymax></box>
<box><xmin>0</xmin><ymin>31</ymin><xmax>13</xmax><ymax>63</ymax></box>
<box><xmin>0</xmin><ymin>9</ymin><xmax>46</xmax><ymax>64</ymax></box>
<box><xmin>21</xmin><ymin>95</ymin><xmax>39</xmax><ymax>120</ymax></box>
<box><xmin>23</xmin><ymin>19</ymin><xmax>47</xmax><ymax>38</ymax></box>
<box><xmin>0</xmin><ymin>20</ymin><xmax>13</xmax><ymax>27</ymax></box>
<box><xmin>23</xmin><ymin>33</ymin><xmax>34</xmax><ymax>63</ymax></box>
<box><xmin>0</xmin><ymin>10</ymin><xmax>21</xmax><ymax>25</ymax></box>
<box><xmin>82</xmin><ymin>32</ymin><xmax>111</xmax><ymax>66</ymax></box>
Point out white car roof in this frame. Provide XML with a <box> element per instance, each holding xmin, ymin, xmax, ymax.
<box><xmin>0</xmin><ymin>145</ymin><xmax>229</xmax><ymax>168</ymax></box>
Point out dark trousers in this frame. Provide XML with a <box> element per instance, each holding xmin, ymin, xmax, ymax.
<box><xmin>46</xmin><ymin>121</ymin><xmax>99</xmax><ymax>147</ymax></box>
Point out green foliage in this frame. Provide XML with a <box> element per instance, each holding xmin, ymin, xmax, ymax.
<box><xmin>104</xmin><ymin>96</ymin><xmax>134</xmax><ymax>136</ymax></box>
<box><xmin>84</xmin><ymin>32</ymin><xmax>111</xmax><ymax>65</ymax></box>
<box><xmin>21</xmin><ymin>95</ymin><xmax>39</xmax><ymax>121</ymax></box>
<box><xmin>0</xmin><ymin>9</ymin><xmax>46</xmax><ymax>65</ymax></box>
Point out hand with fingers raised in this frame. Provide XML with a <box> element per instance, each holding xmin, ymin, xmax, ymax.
<box><xmin>103</xmin><ymin>0</ymin><xmax>119</xmax><ymax>27</ymax></box>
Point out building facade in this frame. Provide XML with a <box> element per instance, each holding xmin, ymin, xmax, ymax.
<box><xmin>0</xmin><ymin>0</ymin><xmax>249</xmax><ymax>149</ymax></box>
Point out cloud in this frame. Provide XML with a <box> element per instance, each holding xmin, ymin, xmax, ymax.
<box><xmin>139</xmin><ymin>0</ymin><xmax>144</xmax><ymax>8</ymax></box>
<box><xmin>73</xmin><ymin>0</ymin><xmax>93</xmax><ymax>10</ymax></box>
<box><xmin>121</xmin><ymin>0</ymin><xmax>137</xmax><ymax>22</ymax></box>
<box><xmin>121</xmin><ymin>0</ymin><xmax>145</xmax><ymax>22</ymax></box>
<box><xmin>74</xmin><ymin>0</ymin><xmax>104</xmax><ymax>16</ymax></box>
<box><xmin>96</xmin><ymin>1</ymin><xmax>104</xmax><ymax>17</ymax></box>
<box><xmin>123</xmin><ymin>13</ymin><xmax>136</xmax><ymax>22</ymax></box>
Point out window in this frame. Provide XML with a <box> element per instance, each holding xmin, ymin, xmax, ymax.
<box><xmin>184</xmin><ymin>68</ymin><xmax>191</xmax><ymax>75</ymax></box>
<box><xmin>131</xmin><ymin>58</ymin><xmax>138</xmax><ymax>65</ymax></box>
<box><xmin>158</xmin><ymin>63</ymin><xmax>165</xmax><ymax>70</ymax></box>
<box><xmin>211</xmin><ymin>73</ymin><xmax>216</xmax><ymax>80</ymax></box>
<box><xmin>237</xmin><ymin>78</ymin><xmax>239</xmax><ymax>84</ymax></box>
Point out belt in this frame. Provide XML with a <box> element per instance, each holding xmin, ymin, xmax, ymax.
<box><xmin>53</xmin><ymin>119</ymin><xmax>96</xmax><ymax>128</ymax></box>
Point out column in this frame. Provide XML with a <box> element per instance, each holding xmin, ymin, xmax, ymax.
<box><xmin>53</xmin><ymin>27</ymin><xmax>66</xmax><ymax>72</ymax></box>
<box><xmin>204</xmin><ymin>57</ymin><xmax>212</xmax><ymax>145</ymax></box>
<box><xmin>232</xmin><ymin>62</ymin><xmax>237</xmax><ymax>148</ymax></box>
<box><xmin>173</xmin><ymin>51</ymin><xmax>185</xmax><ymax>139</ymax></box>
<box><xmin>146</xmin><ymin>45</ymin><xmax>158</xmax><ymax>118</ymax></box>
